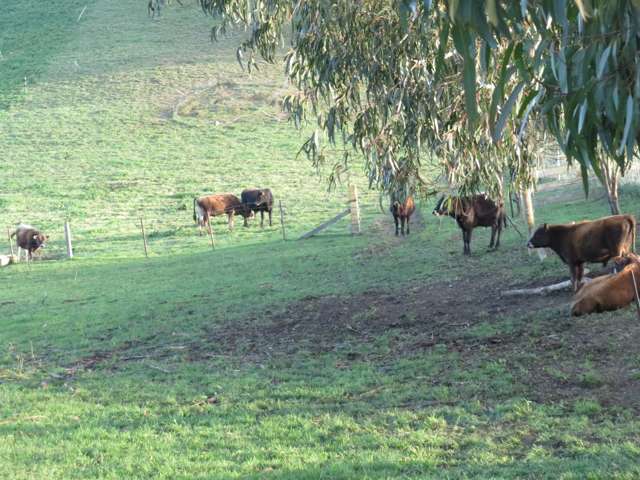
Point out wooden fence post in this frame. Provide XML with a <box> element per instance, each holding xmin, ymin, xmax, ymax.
<box><xmin>64</xmin><ymin>221</ymin><xmax>74</xmax><ymax>258</ymax></box>
<box><xmin>349</xmin><ymin>184</ymin><xmax>361</xmax><ymax>235</ymax></box>
<box><xmin>139</xmin><ymin>217</ymin><xmax>149</xmax><ymax>258</ymax></box>
<box><xmin>207</xmin><ymin>222</ymin><xmax>215</xmax><ymax>250</ymax></box>
<box><xmin>279</xmin><ymin>200</ymin><xmax>286</xmax><ymax>241</ymax></box>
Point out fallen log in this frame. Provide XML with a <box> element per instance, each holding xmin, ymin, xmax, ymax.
<box><xmin>502</xmin><ymin>272</ymin><xmax>592</xmax><ymax>296</ymax></box>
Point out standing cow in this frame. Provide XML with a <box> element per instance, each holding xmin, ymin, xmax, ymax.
<box><xmin>433</xmin><ymin>194</ymin><xmax>506</xmax><ymax>255</ymax></box>
<box><xmin>193</xmin><ymin>194</ymin><xmax>250</xmax><ymax>233</ymax></box>
<box><xmin>390</xmin><ymin>195</ymin><xmax>416</xmax><ymax>236</ymax></box>
<box><xmin>527</xmin><ymin>214</ymin><xmax>636</xmax><ymax>291</ymax></box>
<box><xmin>11</xmin><ymin>224</ymin><xmax>48</xmax><ymax>261</ymax></box>
<box><xmin>241</xmin><ymin>188</ymin><xmax>274</xmax><ymax>228</ymax></box>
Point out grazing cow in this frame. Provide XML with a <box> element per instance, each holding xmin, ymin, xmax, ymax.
<box><xmin>432</xmin><ymin>194</ymin><xmax>506</xmax><ymax>255</ymax></box>
<box><xmin>528</xmin><ymin>214</ymin><xmax>636</xmax><ymax>292</ymax></box>
<box><xmin>11</xmin><ymin>224</ymin><xmax>48</xmax><ymax>261</ymax></box>
<box><xmin>193</xmin><ymin>194</ymin><xmax>250</xmax><ymax>233</ymax></box>
<box><xmin>390</xmin><ymin>195</ymin><xmax>415</xmax><ymax>236</ymax></box>
<box><xmin>571</xmin><ymin>253</ymin><xmax>640</xmax><ymax>316</ymax></box>
<box><xmin>241</xmin><ymin>188</ymin><xmax>274</xmax><ymax>227</ymax></box>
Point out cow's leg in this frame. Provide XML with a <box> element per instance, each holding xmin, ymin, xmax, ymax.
<box><xmin>228</xmin><ymin>212</ymin><xmax>235</xmax><ymax>230</ymax></box>
<box><xmin>400</xmin><ymin>217</ymin><xmax>406</xmax><ymax>236</ymax></box>
<box><xmin>244</xmin><ymin>212</ymin><xmax>249</xmax><ymax>228</ymax></box>
<box><xmin>394</xmin><ymin>215</ymin><xmax>399</xmax><ymax>236</ymax></box>
<box><xmin>570</xmin><ymin>264</ymin><xmax>580</xmax><ymax>292</ymax></box>
<box><xmin>260</xmin><ymin>210</ymin><xmax>264</xmax><ymax>228</ymax></box>
<box><xmin>466</xmin><ymin>229</ymin><xmax>473</xmax><ymax>255</ymax></box>
<box><xmin>494</xmin><ymin>223</ymin><xmax>502</xmax><ymax>249</ymax></box>
<box><xmin>489</xmin><ymin>225</ymin><xmax>496</xmax><ymax>249</ymax></box>
<box><xmin>406</xmin><ymin>216</ymin><xmax>410</xmax><ymax>235</ymax></box>
<box><xmin>576</xmin><ymin>263</ymin><xmax>585</xmax><ymax>289</ymax></box>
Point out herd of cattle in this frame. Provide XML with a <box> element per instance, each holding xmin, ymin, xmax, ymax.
<box><xmin>7</xmin><ymin>187</ymin><xmax>640</xmax><ymax>318</ymax></box>
<box><xmin>396</xmin><ymin>192</ymin><xmax>639</xmax><ymax>317</ymax></box>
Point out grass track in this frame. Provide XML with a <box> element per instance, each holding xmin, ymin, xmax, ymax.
<box><xmin>2</xmin><ymin>1</ymin><xmax>640</xmax><ymax>479</ymax></box>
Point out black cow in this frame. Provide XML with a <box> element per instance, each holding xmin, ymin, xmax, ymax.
<box><xmin>241</xmin><ymin>188</ymin><xmax>274</xmax><ymax>227</ymax></box>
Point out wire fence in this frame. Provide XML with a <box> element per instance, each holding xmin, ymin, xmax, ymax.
<box><xmin>1</xmin><ymin>186</ymin><xmax>388</xmax><ymax>263</ymax></box>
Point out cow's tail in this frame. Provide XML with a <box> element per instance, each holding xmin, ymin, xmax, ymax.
<box><xmin>9</xmin><ymin>229</ymin><xmax>16</xmax><ymax>239</ymax></box>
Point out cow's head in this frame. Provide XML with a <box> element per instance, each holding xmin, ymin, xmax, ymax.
<box><xmin>432</xmin><ymin>195</ymin><xmax>449</xmax><ymax>216</ymax></box>
<box><xmin>527</xmin><ymin>224</ymin><xmax>550</xmax><ymax>248</ymax></box>
<box><xmin>33</xmin><ymin>233</ymin><xmax>48</xmax><ymax>249</ymax></box>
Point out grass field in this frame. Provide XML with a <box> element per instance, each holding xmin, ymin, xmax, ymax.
<box><xmin>2</xmin><ymin>2</ymin><xmax>640</xmax><ymax>479</ymax></box>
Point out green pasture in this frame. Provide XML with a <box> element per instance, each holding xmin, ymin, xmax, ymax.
<box><xmin>2</xmin><ymin>1</ymin><xmax>640</xmax><ymax>479</ymax></box>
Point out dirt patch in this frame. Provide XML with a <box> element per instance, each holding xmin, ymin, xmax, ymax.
<box><xmin>198</xmin><ymin>272</ymin><xmax>640</xmax><ymax>410</ymax></box>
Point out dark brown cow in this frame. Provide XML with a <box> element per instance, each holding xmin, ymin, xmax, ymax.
<box><xmin>241</xmin><ymin>188</ymin><xmax>274</xmax><ymax>228</ymax></box>
<box><xmin>571</xmin><ymin>253</ymin><xmax>640</xmax><ymax>316</ymax></box>
<box><xmin>11</xmin><ymin>224</ymin><xmax>48</xmax><ymax>261</ymax></box>
<box><xmin>390</xmin><ymin>195</ymin><xmax>416</xmax><ymax>236</ymax></box>
<box><xmin>433</xmin><ymin>194</ymin><xmax>506</xmax><ymax>255</ymax></box>
<box><xmin>193</xmin><ymin>194</ymin><xmax>250</xmax><ymax>233</ymax></box>
<box><xmin>528</xmin><ymin>214</ymin><xmax>637</xmax><ymax>292</ymax></box>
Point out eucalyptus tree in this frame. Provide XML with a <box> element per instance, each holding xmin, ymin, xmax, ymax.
<box><xmin>196</xmin><ymin>1</ymin><xmax>640</xmax><ymax>214</ymax></box>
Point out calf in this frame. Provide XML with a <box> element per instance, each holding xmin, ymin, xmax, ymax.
<box><xmin>390</xmin><ymin>195</ymin><xmax>415</xmax><ymax>236</ymax></box>
<box><xmin>11</xmin><ymin>224</ymin><xmax>48</xmax><ymax>261</ymax></box>
<box><xmin>241</xmin><ymin>188</ymin><xmax>274</xmax><ymax>227</ymax></box>
<box><xmin>193</xmin><ymin>194</ymin><xmax>250</xmax><ymax>233</ymax></box>
<box><xmin>571</xmin><ymin>253</ymin><xmax>640</xmax><ymax>316</ymax></box>
<box><xmin>528</xmin><ymin>214</ymin><xmax>636</xmax><ymax>291</ymax></box>
<box><xmin>433</xmin><ymin>194</ymin><xmax>506</xmax><ymax>255</ymax></box>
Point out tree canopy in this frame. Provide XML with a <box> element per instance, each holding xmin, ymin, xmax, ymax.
<box><xmin>197</xmin><ymin>0</ymin><xmax>640</xmax><ymax>200</ymax></box>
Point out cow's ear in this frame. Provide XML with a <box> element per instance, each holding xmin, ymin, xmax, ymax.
<box><xmin>32</xmin><ymin>233</ymin><xmax>39</xmax><ymax>240</ymax></box>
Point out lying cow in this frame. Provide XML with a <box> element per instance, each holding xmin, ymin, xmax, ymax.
<box><xmin>528</xmin><ymin>214</ymin><xmax>636</xmax><ymax>291</ymax></box>
<box><xmin>571</xmin><ymin>253</ymin><xmax>640</xmax><ymax>316</ymax></box>
<box><xmin>241</xmin><ymin>188</ymin><xmax>274</xmax><ymax>227</ymax></box>
<box><xmin>11</xmin><ymin>224</ymin><xmax>48</xmax><ymax>261</ymax></box>
<box><xmin>433</xmin><ymin>194</ymin><xmax>506</xmax><ymax>254</ymax></box>
<box><xmin>390</xmin><ymin>195</ymin><xmax>415</xmax><ymax>236</ymax></box>
<box><xmin>193</xmin><ymin>194</ymin><xmax>250</xmax><ymax>233</ymax></box>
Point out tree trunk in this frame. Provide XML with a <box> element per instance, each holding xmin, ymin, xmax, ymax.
<box><xmin>522</xmin><ymin>188</ymin><xmax>535</xmax><ymax>234</ymax></box>
<box><xmin>602</xmin><ymin>158</ymin><xmax>621</xmax><ymax>215</ymax></box>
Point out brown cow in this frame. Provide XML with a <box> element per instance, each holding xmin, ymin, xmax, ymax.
<box><xmin>571</xmin><ymin>253</ymin><xmax>640</xmax><ymax>316</ymax></box>
<box><xmin>193</xmin><ymin>194</ymin><xmax>250</xmax><ymax>234</ymax></box>
<box><xmin>528</xmin><ymin>214</ymin><xmax>636</xmax><ymax>291</ymax></box>
<box><xmin>11</xmin><ymin>224</ymin><xmax>48</xmax><ymax>261</ymax></box>
<box><xmin>432</xmin><ymin>194</ymin><xmax>506</xmax><ymax>255</ymax></box>
<box><xmin>390</xmin><ymin>195</ymin><xmax>416</xmax><ymax>236</ymax></box>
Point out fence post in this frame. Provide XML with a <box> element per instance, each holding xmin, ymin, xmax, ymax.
<box><xmin>207</xmin><ymin>222</ymin><xmax>215</xmax><ymax>250</ymax></box>
<box><xmin>64</xmin><ymin>221</ymin><xmax>74</xmax><ymax>259</ymax></box>
<box><xmin>349</xmin><ymin>184</ymin><xmax>361</xmax><ymax>235</ymax></box>
<box><xmin>139</xmin><ymin>217</ymin><xmax>149</xmax><ymax>258</ymax></box>
<box><xmin>279</xmin><ymin>200</ymin><xmax>286</xmax><ymax>241</ymax></box>
<box><xmin>7</xmin><ymin>228</ymin><xmax>14</xmax><ymax>257</ymax></box>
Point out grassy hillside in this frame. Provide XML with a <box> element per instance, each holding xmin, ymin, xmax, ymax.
<box><xmin>2</xmin><ymin>1</ymin><xmax>640</xmax><ymax>479</ymax></box>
